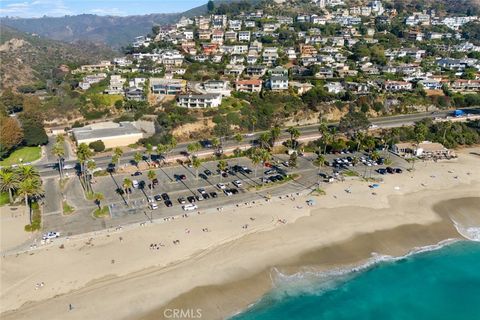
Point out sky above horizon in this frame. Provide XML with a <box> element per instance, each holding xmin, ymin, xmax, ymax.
<box><xmin>0</xmin><ymin>0</ymin><xmax>207</xmax><ymax>18</ymax></box>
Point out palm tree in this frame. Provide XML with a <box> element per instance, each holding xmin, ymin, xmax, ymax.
<box><xmin>86</xmin><ymin>160</ymin><xmax>96</xmax><ymax>192</ymax></box>
<box><xmin>145</xmin><ymin>143</ymin><xmax>153</xmax><ymax>161</ymax></box>
<box><xmin>354</xmin><ymin>131</ymin><xmax>365</xmax><ymax>152</ymax></box>
<box><xmin>217</xmin><ymin>160</ymin><xmax>228</xmax><ymax>182</ymax></box>
<box><xmin>286</xmin><ymin>127</ymin><xmax>300</xmax><ymax>150</ymax></box>
<box><xmin>147</xmin><ymin>170</ymin><xmax>157</xmax><ymax>194</ymax></box>
<box><xmin>123</xmin><ymin>178</ymin><xmax>133</xmax><ymax>203</ymax></box>
<box><xmin>248</xmin><ymin>149</ymin><xmax>261</xmax><ymax>178</ymax></box>
<box><xmin>314</xmin><ymin>154</ymin><xmax>326</xmax><ymax>188</ymax></box>
<box><xmin>191</xmin><ymin>156</ymin><xmax>202</xmax><ymax>180</ymax></box>
<box><xmin>187</xmin><ymin>142</ymin><xmax>201</xmax><ymax>158</ymax></box>
<box><xmin>270</xmin><ymin>125</ymin><xmax>281</xmax><ymax>148</ymax></box>
<box><xmin>17</xmin><ymin>177</ymin><xmax>42</xmax><ymax>224</ymax></box>
<box><xmin>0</xmin><ymin>168</ymin><xmax>19</xmax><ymax>203</ymax></box>
<box><xmin>17</xmin><ymin>165</ymin><xmax>40</xmax><ymax>181</ymax></box>
<box><xmin>52</xmin><ymin>140</ymin><xmax>65</xmax><ymax>178</ymax></box>
<box><xmin>258</xmin><ymin>148</ymin><xmax>271</xmax><ymax>185</ymax></box>
<box><xmin>93</xmin><ymin>192</ymin><xmax>104</xmax><ymax>209</ymax></box>
<box><xmin>258</xmin><ymin>132</ymin><xmax>271</xmax><ymax>150</ymax></box>
<box><xmin>134</xmin><ymin>152</ymin><xmax>143</xmax><ymax>168</ymax></box>
<box><xmin>77</xmin><ymin>143</ymin><xmax>93</xmax><ymax>188</ymax></box>
<box><xmin>156</xmin><ymin>143</ymin><xmax>169</xmax><ymax>162</ymax></box>
<box><xmin>113</xmin><ymin>147</ymin><xmax>123</xmax><ymax>167</ymax></box>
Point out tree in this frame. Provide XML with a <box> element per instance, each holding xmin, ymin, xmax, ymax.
<box><xmin>113</xmin><ymin>147</ymin><xmax>123</xmax><ymax>166</ymax></box>
<box><xmin>89</xmin><ymin>140</ymin><xmax>105</xmax><ymax>152</ymax></box>
<box><xmin>147</xmin><ymin>170</ymin><xmax>157</xmax><ymax>194</ymax></box>
<box><xmin>76</xmin><ymin>143</ymin><xmax>93</xmax><ymax>188</ymax></box>
<box><xmin>17</xmin><ymin>165</ymin><xmax>40</xmax><ymax>181</ymax></box>
<box><xmin>187</xmin><ymin>142</ymin><xmax>201</xmax><ymax>158</ymax></box>
<box><xmin>19</xmin><ymin>114</ymin><xmax>48</xmax><ymax>146</ymax></box>
<box><xmin>0</xmin><ymin>116</ymin><xmax>23</xmax><ymax>157</ymax></box>
<box><xmin>234</xmin><ymin>133</ymin><xmax>243</xmax><ymax>144</ymax></box>
<box><xmin>258</xmin><ymin>148</ymin><xmax>271</xmax><ymax>185</ymax></box>
<box><xmin>17</xmin><ymin>177</ymin><xmax>42</xmax><ymax>224</ymax></box>
<box><xmin>289</xmin><ymin>152</ymin><xmax>298</xmax><ymax>168</ymax></box>
<box><xmin>258</xmin><ymin>132</ymin><xmax>271</xmax><ymax>150</ymax></box>
<box><xmin>270</xmin><ymin>125</ymin><xmax>281</xmax><ymax>148</ymax></box>
<box><xmin>93</xmin><ymin>192</ymin><xmax>104</xmax><ymax>209</ymax></box>
<box><xmin>145</xmin><ymin>143</ymin><xmax>153</xmax><ymax>160</ymax></box>
<box><xmin>0</xmin><ymin>168</ymin><xmax>18</xmax><ymax>203</ymax></box>
<box><xmin>248</xmin><ymin>148</ymin><xmax>261</xmax><ymax>178</ymax></box>
<box><xmin>286</xmin><ymin>127</ymin><xmax>300</xmax><ymax>150</ymax></box>
<box><xmin>338</xmin><ymin>112</ymin><xmax>371</xmax><ymax>136</ymax></box>
<box><xmin>313</xmin><ymin>154</ymin><xmax>326</xmax><ymax>188</ymax></box>
<box><xmin>207</xmin><ymin>0</ymin><xmax>215</xmax><ymax>12</ymax></box>
<box><xmin>217</xmin><ymin>160</ymin><xmax>228</xmax><ymax>182</ymax></box>
<box><xmin>134</xmin><ymin>152</ymin><xmax>143</xmax><ymax>168</ymax></box>
<box><xmin>123</xmin><ymin>178</ymin><xmax>133</xmax><ymax>203</ymax></box>
<box><xmin>191</xmin><ymin>156</ymin><xmax>202</xmax><ymax>180</ymax></box>
<box><xmin>52</xmin><ymin>139</ymin><xmax>65</xmax><ymax>178</ymax></box>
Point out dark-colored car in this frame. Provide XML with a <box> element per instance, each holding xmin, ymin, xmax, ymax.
<box><xmin>154</xmin><ymin>194</ymin><xmax>162</xmax><ymax>201</ymax></box>
<box><xmin>161</xmin><ymin>193</ymin><xmax>170</xmax><ymax>201</ymax></box>
<box><xmin>178</xmin><ymin>197</ymin><xmax>186</xmax><ymax>204</ymax></box>
<box><xmin>229</xmin><ymin>188</ymin><xmax>239</xmax><ymax>195</ymax></box>
<box><xmin>199</xmin><ymin>173</ymin><xmax>208</xmax><ymax>180</ymax></box>
<box><xmin>203</xmin><ymin>193</ymin><xmax>210</xmax><ymax>199</ymax></box>
<box><xmin>210</xmin><ymin>192</ymin><xmax>218</xmax><ymax>198</ymax></box>
<box><xmin>176</xmin><ymin>174</ymin><xmax>187</xmax><ymax>181</ymax></box>
<box><xmin>164</xmin><ymin>200</ymin><xmax>173</xmax><ymax>207</ymax></box>
<box><xmin>222</xmin><ymin>172</ymin><xmax>228</xmax><ymax>178</ymax></box>
<box><xmin>377</xmin><ymin>168</ymin><xmax>387</xmax><ymax>175</ymax></box>
<box><xmin>152</xmin><ymin>178</ymin><xmax>159</xmax><ymax>185</ymax></box>
<box><xmin>187</xmin><ymin>196</ymin><xmax>196</xmax><ymax>203</ymax></box>
<box><xmin>131</xmin><ymin>171</ymin><xmax>142</xmax><ymax>176</ymax></box>
<box><xmin>204</xmin><ymin>169</ymin><xmax>212</xmax><ymax>176</ymax></box>
<box><xmin>386</xmin><ymin>167</ymin><xmax>394</xmax><ymax>174</ymax></box>
<box><xmin>395</xmin><ymin>168</ymin><xmax>403</xmax><ymax>174</ymax></box>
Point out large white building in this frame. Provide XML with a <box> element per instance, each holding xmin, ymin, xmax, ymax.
<box><xmin>176</xmin><ymin>94</ymin><xmax>223</xmax><ymax>108</ymax></box>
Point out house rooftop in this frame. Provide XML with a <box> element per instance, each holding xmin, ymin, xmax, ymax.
<box><xmin>72</xmin><ymin>122</ymin><xmax>142</xmax><ymax>141</ymax></box>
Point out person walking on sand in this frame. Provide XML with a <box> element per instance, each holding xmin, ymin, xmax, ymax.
<box><xmin>69</xmin><ymin>304</ymin><xmax>73</xmax><ymax>311</ymax></box>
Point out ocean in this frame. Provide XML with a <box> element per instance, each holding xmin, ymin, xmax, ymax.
<box><xmin>231</xmin><ymin>240</ymin><xmax>480</xmax><ymax>320</ymax></box>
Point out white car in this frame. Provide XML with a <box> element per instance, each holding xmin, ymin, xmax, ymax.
<box><xmin>63</xmin><ymin>164</ymin><xmax>74</xmax><ymax>170</ymax></box>
<box><xmin>217</xmin><ymin>183</ymin><xmax>226</xmax><ymax>190</ymax></box>
<box><xmin>132</xmin><ymin>180</ymin><xmax>139</xmax><ymax>188</ymax></box>
<box><xmin>182</xmin><ymin>204</ymin><xmax>198</xmax><ymax>211</ymax></box>
<box><xmin>147</xmin><ymin>196</ymin><xmax>155</xmax><ymax>203</ymax></box>
<box><xmin>223</xmin><ymin>189</ymin><xmax>233</xmax><ymax>196</ymax></box>
<box><xmin>42</xmin><ymin>231</ymin><xmax>60</xmax><ymax>240</ymax></box>
<box><xmin>232</xmin><ymin>180</ymin><xmax>242</xmax><ymax>187</ymax></box>
<box><xmin>149</xmin><ymin>203</ymin><xmax>158</xmax><ymax>210</ymax></box>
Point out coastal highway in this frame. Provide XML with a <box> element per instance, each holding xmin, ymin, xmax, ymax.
<box><xmin>36</xmin><ymin>107</ymin><xmax>480</xmax><ymax>177</ymax></box>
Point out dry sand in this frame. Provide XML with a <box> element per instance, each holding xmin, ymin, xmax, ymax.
<box><xmin>0</xmin><ymin>206</ymin><xmax>31</xmax><ymax>252</ymax></box>
<box><xmin>1</xmin><ymin>148</ymin><xmax>480</xmax><ymax>320</ymax></box>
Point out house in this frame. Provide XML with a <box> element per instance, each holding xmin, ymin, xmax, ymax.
<box><xmin>262</xmin><ymin>47</ymin><xmax>279</xmax><ymax>66</ymax></box>
<box><xmin>150</xmin><ymin>78</ymin><xmax>186</xmax><ymax>95</ymax></box>
<box><xmin>225</xmin><ymin>30</ymin><xmax>238</xmax><ymax>42</ymax></box>
<box><xmin>418</xmin><ymin>79</ymin><xmax>442</xmax><ymax>90</ymax></box>
<box><xmin>212</xmin><ymin>15</ymin><xmax>227</xmax><ymax>29</ymax></box>
<box><xmin>229</xmin><ymin>19</ymin><xmax>242</xmax><ymax>30</ymax></box>
<box><xmin>244</xmin><ymin>20</ymin><xmax>256</xmax><ymax>28</ymax></box>
<box><xmin>176</xmin><ymin>94</ymin><xmax>223</xmax><ymax>108</ymax></box>
<box><xmin>392</xmin><ymin>141</ymin><xmax>454</xmax><ymax>159</ymax></box>
<box><xmin>450</xmin><ymin>80</ymin><xmax>480</xmax><ymax>92</ymax></box>
<box><xmin>199</xmin><ymin>30</ymin><xmax>212</xmax><ymax>41</ymax></box>
<box><xmin>211</xmin><ymin>30</ymin><xmax>224</xmax><ymax>44</ymax></box>
<box><xmin>325</xmin><ymin>82</ymin><xmax>344</xmax><ymax>94</ymax></box>
<box><xmin>236</xmin><ymin>79</ymin><xmax>263</xmax><ymax>93</ymax></box>
<box><xmin>225</xmin><ymin>64</ymin><xmax>245</xmax><ymax>77</ymax></box>
<box><xmin>202</xmin><ymin>80</ymin><xmax>231</xmax><ymax>97</ymax></box>
<box><xmin>289</xmin><ymin>81</ymin><xmax>314</xmax><ymax>95</ymax></box>
<box><xmin>72</xmin><ymin>122</ymin><xmax>143</xmax><ymax>148</ymax></box>
<box><xmin>268</xmin><ymin>76</ymin><xmax>289</xmax><ymax>90</ymax></box>
<box><xmin>79</xmin><ymin>61</ymin><xmax>112</xmax><ymax>73</ymax></box>
<box><xmin>268</xmin><ymin>66</ymin><xmax>288</xmax><ymax>77</ymax></box>
<box><xmin>125</xmin><ymin>87</ymin><xmax>145</xmax><ymax>101</ymax></box>
<box><xmin>246</xmin><ymin>65</ymin><xmax>267</xmax><ymax>77</ymax></box>
<box><xmin>384</xmin><ymin>81</ymin><xmax>412</xmax><ymax>92</ymax></box>
<box><xmin>78</xmin><ymin>73</ymin><xmax>107</xmax><ymax>90</ymax></box>
<box><xmin>238</xmin><ymin>31</ymin><xmax>251</xmax><ymax>42</ymax></box>
<box><xmin>104</xmin><ymin>75</ymin><xmax>126</xmax><ymax>94</ymax></box>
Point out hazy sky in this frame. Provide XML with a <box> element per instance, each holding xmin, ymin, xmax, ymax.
<box><xmin>0</xmin><ymin>0</ymin><xmax>207</xmax><ymax>18</ymax></box>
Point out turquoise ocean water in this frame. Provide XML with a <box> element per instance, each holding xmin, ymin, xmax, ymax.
<box><xmin>232</xmin><ymin>240</ymin><xmax>480</xmax><ymax>320</ymax></box>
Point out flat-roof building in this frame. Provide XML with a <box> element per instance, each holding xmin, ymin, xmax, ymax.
<box><xmin>72</xmin><ymin>122</ymin><xmax>143</xmax><ymax>148</ymax></box>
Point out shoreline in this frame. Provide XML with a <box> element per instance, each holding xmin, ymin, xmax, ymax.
<box><xmin>139</xmin><ymin>195</ymin><xmax>480</xmax><ymax>320</ymax></box>
<box><xmin>1</xmin><ymin>148</ymin><xmax>479</xmax><ymax>320</ymax></box>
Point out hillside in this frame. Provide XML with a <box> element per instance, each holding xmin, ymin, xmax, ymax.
<box><xmin>0</xmin><ymin>13</ymin><xmax>179</xmax><ymax>48</ymax></box>
<box><xmin>0</xmin><ymin>0</ymin><xmax>259</xmax><ymax>48</ymax></box>
<box><xmin>0</xmin><ymin>25</ymin><xmax>116</xmax><ymax>90</ymax></box>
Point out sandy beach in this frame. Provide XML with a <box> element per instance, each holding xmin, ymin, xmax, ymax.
<box><xmin>1</xmin><ymin>147</ymin><xmax>479</xmax><ymax>320</ymax></box>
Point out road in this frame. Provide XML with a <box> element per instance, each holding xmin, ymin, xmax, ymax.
<box><xmin>36</xmin><ymin>107</ymin><xmax>480</xmax><ymax>177</ymax></box>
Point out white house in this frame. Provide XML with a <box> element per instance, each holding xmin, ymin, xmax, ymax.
<box><xmin>268</xmin><ymin>76</ymin><xmax>289</xmax><ymax>90</ymax></box>
<box><xmin>176</xmin><ymin>94</ymin><xmax>223</xmax><ymax>108</ymax></box>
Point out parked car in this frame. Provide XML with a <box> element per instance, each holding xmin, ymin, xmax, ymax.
<box><xmin>164</xmin><ymin>200</ymin><xmax>173</xmax><ymax>207</ymax></box>
<box><xmin>223</xmin><ymin>189</ymin><xmax>233</xmax><ymax>196</ymax></box>
<box><xmin>187</xmin><ymin>196</ymin><xmax>196</xmax><ymax>203</ymax></box>
<box><xmin>131</xmin><ymin>171</ymin><xmax>142</xmax><ymax>176</ymax></box>
<box><xmin>377</xmin><ymin>168</ymin><xmax>387</xmax><ymax>175</ymax></box>
<box><xmin>132</xmin><ymin>180</ymin><xmax>139</xmax><ymax>188</ymax></box>
<box><xmin>147</xmin><ymin>196</ymin><xmax>155</xmax><ymax>203</ymax></box>
<box><xmin>210</xmin><ymin>192</ymin><xmax>218</xmax><ymax>198</ymax></box>
<box><xmin>282</xmin><ymin>161</ymin><xmax>289</xmax><ymax>167</ymax></box>
<box><xmin>229</xmin><ymin>188</ymin><xmax>239</xmax><ymax>195</ymax></box>
<box><xmin>161</xmin><ymin>193</ymin><xmax>170</xmax><ymax>201</ymax></box>
<box><xmin>182</xmin><ymin>204</ymin><xmax>198</xmax><ymax>211</ymax></box>
<box><xmin>232</xmin><ymin>180</ymin><xmax>242</xmax><ymax>187</ymax></box>
<box><xmin>154</xmin><ymin>194</ymin><xmax>162</xmax><ymax>201</ymax></box>
<box><xmin>177</xmin><ymin>174</ymin><xmax>187</xmax><ymax>181</ymax></box>
<box><xmin>149</xmin><ymin>203</ymin><xmax>158</xmax><ymax>210</ymax></box>
<box><xmin>203</xmin><ymin>193</ymin><xmax>210</xmax><ymax>199</ymax></box>
<box><xmin>265</xmin><ymin>169</ymin><xmax>276</xmax><ymax>175</ymax></box>
<box><xmin>204</xmin><ymin>169</ymin><xmax>212</xmax><ymax>176</ymax></box>
<box><xmin>197</xmin><ymin>188</ymin><xmax>207</xmax><ymax>194</ymax></box>
<box><xmin>217</xmin><ymin>183</ymin><xmax>226</xmax><ymax>190</ymax></box>
<box><xmin>178</xmin><ymin>197</ymin><xmax>186</xmax><ymax>204</ymax></box>
<box><xmin>386</xmin><ymin>167</ymin><xmax>394</xmax><ymax>174</ymax></box>
<box><xmin>395</xmin><ymin>168</ymin><xmax>403</xmax><ymax>174</ymax></box>
<box><xmin>196</xmin><ymin>194</ymin><xmax>204</xmax><ymax>201</ymax></box>
<box><xmin>42</xmin><ymin>231</ymin><xmax>60</xmax><ymax>240</ymax></box>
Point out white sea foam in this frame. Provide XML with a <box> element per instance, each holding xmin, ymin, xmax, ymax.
<box><xmin>451</xmin><ymin>218</ymin><xmax>480</xmax><ymax>241</ymax></box>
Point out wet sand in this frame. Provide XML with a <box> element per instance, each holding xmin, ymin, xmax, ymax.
<box><xmin>140</xmin><ymin>196</ymin><xmax>480</xmax><ymax>320</ymax></box>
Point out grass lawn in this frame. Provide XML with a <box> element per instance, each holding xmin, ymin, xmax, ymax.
<box><xmin>0</xmin><ymin>146</ymin><xmax>41</xmax><ymax>167</ymax></box>
<box><xmin>0</xmin><ymin>192</ymin><xmax>9</xmax><ymax>206</ymax></box>
<box><xmin>62</xmin><ymin>201</ymin><xmax>75</xmax><ymax>215</ymax></box>
<box><xmin>93</xmin><ymin>206</ymin><xmax>109</xmax><ymax>218</ymax></box>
